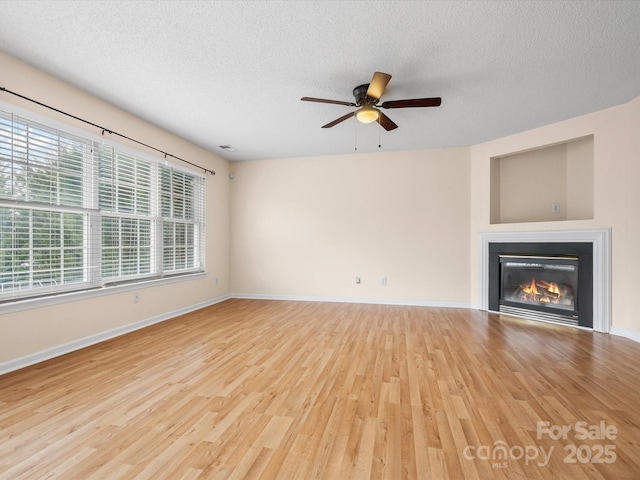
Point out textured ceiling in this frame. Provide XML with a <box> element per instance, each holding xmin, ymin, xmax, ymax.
<box><xmin>1</xmin><ymin>1</ymin><xmax>639</xmax><ymax>162</ymax></box>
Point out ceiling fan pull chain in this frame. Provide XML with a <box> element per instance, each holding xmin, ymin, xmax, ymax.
<box><xmin>354</xmin><ymin>118</ymin><xmax>358</xmax><ymax>151</ymax></box>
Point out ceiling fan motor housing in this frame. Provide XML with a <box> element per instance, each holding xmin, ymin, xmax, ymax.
<box><xmin>353</xmin><ymin>84</ymin><xmax>377</xmax><ymax>106</ymax></box>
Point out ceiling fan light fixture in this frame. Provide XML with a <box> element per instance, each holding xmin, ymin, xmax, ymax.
<box><xmin>355</xmin><ymin>105</ymin><xmax>380</xmax><ymax>124</ymax></box>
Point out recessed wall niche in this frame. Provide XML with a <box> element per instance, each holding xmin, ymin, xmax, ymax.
<box><xmin>490</xmin><ymin>135</ymin><xmax>594</xmax><ymax>224</ymax></box>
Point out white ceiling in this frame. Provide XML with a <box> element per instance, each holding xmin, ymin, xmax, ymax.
<box><xmin>1</xmin><ymin>1</ymin><xmax>639</xmax><ymax>162</ymax></box>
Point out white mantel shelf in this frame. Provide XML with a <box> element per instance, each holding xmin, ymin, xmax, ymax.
<box><xmin>478</xmin><ymin>229</ymin><xmax>612</xmax><ymax>333</ymax></box>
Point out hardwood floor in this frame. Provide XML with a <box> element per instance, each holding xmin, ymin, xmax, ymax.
<box><xmin>1</xmin><ymin>299</ymin><xmax>640</xmax><ymax>479</ymax></box>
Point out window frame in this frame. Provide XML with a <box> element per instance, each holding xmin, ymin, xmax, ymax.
<box><xmin>0</xmin><ymin>101</ymin><xmax>206</xmax><ymax>305</ymax></box>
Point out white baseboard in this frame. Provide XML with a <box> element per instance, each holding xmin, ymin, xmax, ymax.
<box><xmin>231</xmin><ymin>292</ymin><xmax>472</xmax><ymax>309</ymax></box>
<box><xmin>610</xmin><ymin>326</ymin><xmax>640</xmax><ymax>344</ymax></box>
<box><xmin>0</xmin><ymin>294</ymin><xmax>231</xmax><ymax>375</ymax></box>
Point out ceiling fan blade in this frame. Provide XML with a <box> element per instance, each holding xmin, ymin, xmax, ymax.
<box><xmin>301</xmin><ymin>97</ymin><xmax>357</xmax><ymax>107</ymax></box>
<box><xmin>380</xmin><ymin>97</ymin><xmax>442</xmax><ymax>109</ymax></box>
<box><xmin>366</xmin><ymin>72</ymin><xmax>392</xmax><ymax>100</ymax></box>
<box><xmin>322</xmin><ymin>112</ymin><xmax>355</xmax><ymax>128</ymax></box>
<box><xmin>377</xmin><ymin>112</ymin><xmax>398</xmax><ymax>131</ymax></box>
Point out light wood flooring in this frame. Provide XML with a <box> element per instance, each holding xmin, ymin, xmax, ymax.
<box><xmin>1</xmin><ymin>299</ymin><xmax>640</xmax><ymax>479</ymax></box>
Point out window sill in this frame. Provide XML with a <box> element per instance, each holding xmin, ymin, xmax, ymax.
<box><xmin>0</xmin><ymin>272</ymin><xmax>208</xmax><ymax>315</ymax></box>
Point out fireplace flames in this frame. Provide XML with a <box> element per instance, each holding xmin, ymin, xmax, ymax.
<box><xmin>519</xmin><ymin>277</ymin><xmax>566</xmax><ymax>305</ymax></box>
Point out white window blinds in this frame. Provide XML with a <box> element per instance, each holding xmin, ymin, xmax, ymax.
<box><xmin>0</xmin><ymin>109</ymin><xmax>205</xmax><ymax>301</ymax></box>
<box><xmin>160</xmin><ymin>167</ymin><xmax>205</xmax><ymax>273</ymax></box>
<box><xmin>98</xmin><ymin>145</ymin><xmax>154</xmax><ymax>281</ymax></box>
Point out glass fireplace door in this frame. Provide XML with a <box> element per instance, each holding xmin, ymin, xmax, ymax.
<box><xmin>500</xmin><ymin>255</ymin><xmax>578</xmax><ymax>313</ymax></box>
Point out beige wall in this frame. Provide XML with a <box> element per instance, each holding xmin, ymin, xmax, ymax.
<box><xmin>470</xmin><ymin>96</ymin><xmax>640</xmax><ymax>333</ymax></box>
<box><xmin>0</xmin><ymin>52</ymin><xmax>231</xmax><ymax>364</ymax></box>
<box><xmin>496</xmin><ymin>143</ymin><xmax>569</xmax><ymax>223</ymax></box>
<box><xmin>230</xmin><ymin>148</ymin><xmax>471</xmax><ymax>304</ymax></box>
<box><xmin>566</xmin><ymin>136</ymin><xmax>594</xmax><ymax>220</ymax></box>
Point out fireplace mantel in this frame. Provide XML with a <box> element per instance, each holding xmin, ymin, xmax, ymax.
<box><xmin>478</xmin><ymin>229</ymin><xmax>611</xmax><ymax>333</ymax></box>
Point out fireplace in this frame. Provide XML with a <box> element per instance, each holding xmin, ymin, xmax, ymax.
<box><xmin>488</xmin><ymin>242</ymin><xmax>593</xmax><ymax>328</ymax></box>
<box><xmin>479</xmin><ymin>229</ymin><xmax>611</xmax><ymax>333</ymax></box>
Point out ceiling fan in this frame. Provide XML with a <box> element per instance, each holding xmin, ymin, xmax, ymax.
<box><xmin>301</xmin><ymin>72</ymin><xmax>441</xmax><ymax>131</ymax></box>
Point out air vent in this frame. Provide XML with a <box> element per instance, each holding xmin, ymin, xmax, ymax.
<box><xmin>218</xmin><ymin>144</ymin><xmax>237</xmax><ymax>152</ymax></box>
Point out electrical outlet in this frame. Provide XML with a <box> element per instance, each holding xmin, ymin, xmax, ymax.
<box><xmin>551</xmin><ymin>203</ymin><xmax>560</xmax><ymax>214</ymax></box>
<box><xmin>133</xmin><ymin>292</ymin><xmax>139</xmax><ymax>303</ymax></box>
<box><xmin>215</xmin><ymin>277</ymin><xmax>219</xmax><ymax>286</ymax></box>
<box><xmin>380</xmin><ymin>276</ymin><xmax>387</xmax><ymax>286</ymax></box>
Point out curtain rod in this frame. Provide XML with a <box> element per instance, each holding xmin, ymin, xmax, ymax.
<box><xmin>0</xmin><ymin>86</ymin><xmax>215</xmax><ymax>175</ymax></box>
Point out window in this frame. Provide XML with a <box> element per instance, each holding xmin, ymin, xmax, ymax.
<box><xmin>160</xmin><ymin>167</ymin><xmax>203</xmax><ymax>273</ymax></box>
<box><xmin>99</xmin><ymin>146</ymin><xmax>154</xmax><ymax>280</ymax></box>
<box><xmin>0</xmin><ymin>109</ymin><xmax>205</xmax><ymax>301</ymax></box>
<box><xmin>0</xmin><ymin>206</ymin><xmax>93</xmax><ymax>295</ymax></box>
